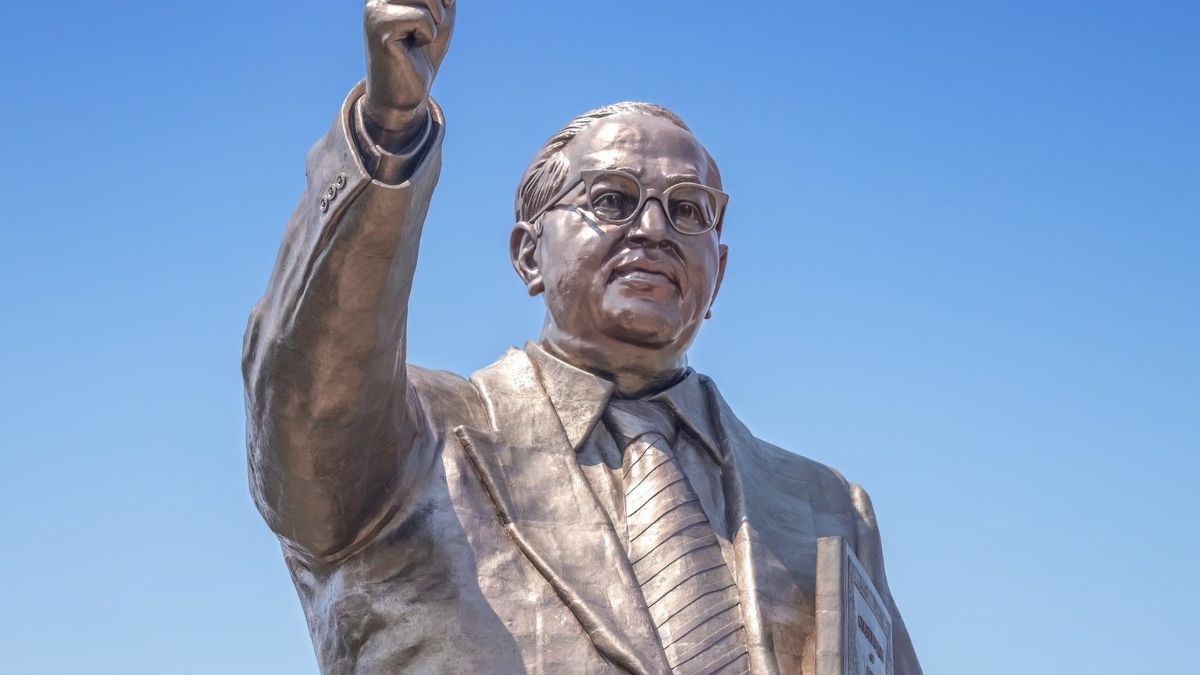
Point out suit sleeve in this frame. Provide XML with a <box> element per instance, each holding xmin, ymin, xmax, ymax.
<box><xmin>850</xmin><ymin>483</ymin><xmax>924</xmax><ymax>675</ymax></box>
<box><xmin>243</xmin><ymin>82</ymin><xmax>444</xmax><ymax>562</ymax></box>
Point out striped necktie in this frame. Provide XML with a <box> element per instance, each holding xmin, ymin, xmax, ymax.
<box><xmin>605</xmin><ymin>399</ymin><xmax>750</xmax><ymax>675</ymax></box>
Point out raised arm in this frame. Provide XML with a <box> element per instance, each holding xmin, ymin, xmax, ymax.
<box><xmin>243</xmin><ymin>0</ymin><xmax>456</xmax><ymax>562</ymax></box>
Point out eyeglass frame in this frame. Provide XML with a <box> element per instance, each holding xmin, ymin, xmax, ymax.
<box><xmin>524</xmin><ymin>169</ymin><xmax>729</xmax><ymax>237</ymax></box>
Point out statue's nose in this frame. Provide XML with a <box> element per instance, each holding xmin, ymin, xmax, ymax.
<box><xmin>627</xmin><ymin>197</ymin><xmax>672</xmax><ymax>245</ymax></box>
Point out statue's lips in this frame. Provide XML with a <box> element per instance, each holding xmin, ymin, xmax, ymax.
<box><xmin>608</xmin><ymin>259</ymin><xmax>679</xmax><ymax>290</ymax></box>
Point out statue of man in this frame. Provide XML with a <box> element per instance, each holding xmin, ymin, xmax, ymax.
<box><xmin>244</xmin><ymin>2</ymin><xmax>923</xmax><ymax>673</ymax></box>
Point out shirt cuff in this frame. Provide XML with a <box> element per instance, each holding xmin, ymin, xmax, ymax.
<box><xmin>352</xmin><ymin>99</ymin><xmax>435</xmax><ymax>185</ymax></box>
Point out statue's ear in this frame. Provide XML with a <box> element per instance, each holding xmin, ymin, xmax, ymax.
<box><xmin>707</xmin><ymin>243</ymin><xmax>729</xmax><ymax>320</ymax></box>
<box><xmin>510</xmin><ymin>221</ymin><xmax>544</xmax><ymax>297</ymax></box>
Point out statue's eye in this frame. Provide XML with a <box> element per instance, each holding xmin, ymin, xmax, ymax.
<box><xmin>670</xmin><ymin>199</ymin><xmax>711</xmax><ymax>230</ymax></box>
<box><xmin>672</xmin><ymin>202</ymin><xmax>699</xmax><ymax>220</ymax></box>
<box><xmin>592</xmin><ymin>192</ymin><xmax>637</xmax><ymax>220</ymax></box>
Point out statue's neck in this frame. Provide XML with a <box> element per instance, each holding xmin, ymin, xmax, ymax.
<box><xmin>537</xmin><ymin>332</ymin><xmax>686</xmax><ymax>399</ymax></box>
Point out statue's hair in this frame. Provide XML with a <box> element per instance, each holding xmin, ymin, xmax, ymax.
<box><xmin>514</xmin><ymin>102</ymin><xmax>717</xmax><ymax>224</ymax></box>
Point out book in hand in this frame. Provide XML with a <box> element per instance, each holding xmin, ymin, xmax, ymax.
<box><xmin>816</xmin><ymin>537</ymin><xmax>894</xmax><ymax>675</ymax></box>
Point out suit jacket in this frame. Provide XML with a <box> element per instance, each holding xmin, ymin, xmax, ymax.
<box><xmin>244</xmin><ymin>83</ymin><xmax>922</xmax><ymax>675</ymax></box>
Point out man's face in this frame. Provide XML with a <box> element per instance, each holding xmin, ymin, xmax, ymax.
<box><xmin>529</xmin><ymin>113</ymin><xmax>727</xmax><ymax>363</ymax></box>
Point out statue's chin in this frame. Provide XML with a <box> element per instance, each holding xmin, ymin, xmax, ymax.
<box><xmin>597</xmin><ymin>299</ymin><xmax>685</xmax><ymax>352</ymax></box>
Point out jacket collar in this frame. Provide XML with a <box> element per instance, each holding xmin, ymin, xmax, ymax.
<box><xmin>523</xmin><ymin>342</ymin><xmax>722</xmax><ymax>463</ymax></box>
<box><xmin>458</xmin><ymin>347</ymin><xmax>673</xmax><ymax>675</ymax></box>
<box><xmin>457</xmin><ymin>347</ymin><xmax>791</xmax><ymax>675</ymax></box>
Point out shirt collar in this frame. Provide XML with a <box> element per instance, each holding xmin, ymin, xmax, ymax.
<box><xmin>524</xmin><ymin>342</ymin><xmax>722</xmax><ymax>463</ymax></box>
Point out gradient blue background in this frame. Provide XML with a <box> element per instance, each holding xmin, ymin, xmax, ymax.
<box><xmin>1</xmin><ymin>1</ymin><xmax>1196</xmax><ymax>673</ymax></box>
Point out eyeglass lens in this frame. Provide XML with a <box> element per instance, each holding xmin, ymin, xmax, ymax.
<box><xmin>586</xmin><ymin>172</ymin><xmax>720</xmax><ymax>234</ymax></box>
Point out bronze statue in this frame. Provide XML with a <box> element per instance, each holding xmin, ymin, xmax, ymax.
<box><xmin>243</xmin><ymin>2</ymin><xmax>923</xmax><ymax>673</ymax></box>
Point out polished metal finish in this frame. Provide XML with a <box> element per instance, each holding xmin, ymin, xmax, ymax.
<box><xmin>608</xmin><ymin>400</ymin><xmax>750</xmax><ymax>675</ymax></box>
<box><xmin>815</xmin><ymin>537</ymin><xmax>894</xmax><ymax>675</ymax></box>
<box><xmin>243</xmin><ymin>2</ymin><xmax>923</xmax><ymax>673</ymax></box>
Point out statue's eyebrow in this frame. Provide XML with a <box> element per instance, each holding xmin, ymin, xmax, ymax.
<box><xmin>665</xmin><ymin>173</ymin><xmax>703</xmax><ymax>185</ymax></box>
<box><xmin>590</xmin><ymin>159</ymin><xmax>639</xmax><ymax>174</ymax></box>
<box><xmin>584</xmin><ymin>165</ymin><xmax>704</xmax><ymax>186</ymax></box>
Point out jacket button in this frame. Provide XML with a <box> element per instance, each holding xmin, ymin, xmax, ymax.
<box><xmin>319</xmin><ymin>197</ymin><xmax>329</xmax><ymax>213</ymax></box>
<box><xmin>326</xmin><ymin>186</ymin><xmax>338</xmax><ymax>200</ymax></box>
<box><xmin>335</xmin><ymin>173</ymin><xmax>347</xmax><ymax>189</ymax></box>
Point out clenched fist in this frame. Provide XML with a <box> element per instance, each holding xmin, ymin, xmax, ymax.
<box><xmin>363</xmin><ymin>0</ymin><xmax>456</xmax><ymax>148</ymax></box>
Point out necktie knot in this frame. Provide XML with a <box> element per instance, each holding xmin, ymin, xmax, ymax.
<box><xmin>605</xmin><ymin>399</ymin><xmax>678</xmax><ymax>447</ymax></box>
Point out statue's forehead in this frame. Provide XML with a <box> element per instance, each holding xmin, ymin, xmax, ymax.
<box><xmin>566</xmin><ymin>114</ymin><xmax>712</xmax><ymax>182</ymax></box>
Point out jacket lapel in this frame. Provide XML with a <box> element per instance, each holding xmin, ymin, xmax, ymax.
<box><xmin>701</xmin><ymin>376</ymin><xmax>813</xmax><ymax>675</ymax></box>
<box><xmin>455</xmin><ymin>348</ymin><xmax>671</xmax><ymax>675</ymax></box>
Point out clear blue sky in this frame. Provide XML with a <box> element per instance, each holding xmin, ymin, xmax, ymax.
<box><xmin>1</xmin><ymin>1</ymin><xmax>1196</xmax><ymax>673</ymax></box>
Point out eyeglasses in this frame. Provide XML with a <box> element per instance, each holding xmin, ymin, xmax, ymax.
<box><xmin>526</xmin><ymin>169</ymin><xmax>729</xmax><ymax>236</ymax></box>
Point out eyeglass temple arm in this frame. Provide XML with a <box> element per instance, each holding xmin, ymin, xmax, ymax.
<box><xmin>523</xmin><ymin>177</ymin><xmax>586</xmax><ymax>232</ymax></box>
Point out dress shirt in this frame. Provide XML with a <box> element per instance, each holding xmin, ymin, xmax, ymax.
<box><xmin>524</xmin><ymin>343</ymin><xmax>738</xmax><ymax>573</ymax></box>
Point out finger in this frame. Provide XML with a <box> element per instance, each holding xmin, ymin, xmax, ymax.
<box><xmin>386</xmin><ymin>0</ymin><xmax>443</xmax><ymax>25</ymax></box>
<box><xmin>426</xmin><ymin>2</ymin><xmax>455</xmax><ymax>67</ymax></box>
<box><xmin>374</xmin><ymin>5</ymin><xmax>437</xmax><ymax>47</ymax></box>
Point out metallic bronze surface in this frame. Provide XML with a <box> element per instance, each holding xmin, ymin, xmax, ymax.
<box><xmin>607</xmin><ymin>400</ymin><xmax>750</xmax><ymax>675</ymax></box>
<box><xmin>243</xmin><ymin>2</ymin><xmax>923</xmax><ymax>673</ymax></box>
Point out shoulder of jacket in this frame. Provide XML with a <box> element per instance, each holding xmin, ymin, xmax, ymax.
<box><xmin>694</xmin><ymin>372</ymin><xmax>861</xmax><ymax>499</ymax></box>
<box><xmin>406</xmin><ymin>363</ymin><xmax>481</xmax><ymax>426</ymax></box>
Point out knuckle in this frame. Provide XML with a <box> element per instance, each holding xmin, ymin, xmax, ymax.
<box><xmin>397</xmin><ymin>0</ymin><xmax>442</xmax><ymax>20</ymax></box>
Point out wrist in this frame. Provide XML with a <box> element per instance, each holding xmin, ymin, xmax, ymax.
<box><xmin>361</xmin><ymin>101</ymin><xmax>430</xmax><ymax>154</ymax></box>
<box><xmin>353</xmin><ymin>95</ymin><xmax>435</xmax><ymax>184</ymax></box>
